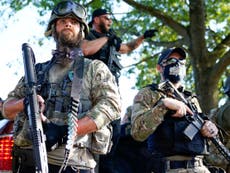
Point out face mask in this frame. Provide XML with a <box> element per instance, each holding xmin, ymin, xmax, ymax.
<box><xmin>162</xmin><ymin>59</ymin><xmax>186</xmax><ymax>83</ymax></box>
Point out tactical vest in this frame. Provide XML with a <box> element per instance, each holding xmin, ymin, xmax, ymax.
<box><xmin>36</xmin><ymin>58</ymin><xmax>75</xmax><ymax>125</ymax></box>
<box><xmin>85</xmin><ymin>30</ymin><xmax>109</xmax><ymax>64</ymax></box>
<box><xmin>85</xmin><ymin>30</ymin><xmax>123</xmax><ymax>83</ymax></box>
<box><xmin>147</xmin><ymin>83</ymin><xmax>207</xmax><ymax>157</ymax></box>
<box><xmin>14</xmin><ymin>57</ymin><xmax>113</xmax><ymax>156</ymax></box>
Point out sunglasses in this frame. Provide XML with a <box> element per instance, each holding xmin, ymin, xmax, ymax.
<box><xmin>161</xmin><ymin>57</ymin><xmax>186</xmax><ymax>66</ymax></box>
<box><xmin>52</xmin><ymin>1</ymin><xmax>87</xmax><ymax>20</ymax></box>
<box><xmin>100</xmin><ymin>15</ymin><xmax>112</xmax><ymax>21</ymax></box>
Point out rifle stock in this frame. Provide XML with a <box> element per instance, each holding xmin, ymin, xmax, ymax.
<box><xmin>159</xmin><ymin>80</ymin><xmax>230</xmax><ymax>162</ymax></box>
<box><xmin>22</xmin><ymin>43</ymin><xmax>49</xmax><ymax>173</ymax></box>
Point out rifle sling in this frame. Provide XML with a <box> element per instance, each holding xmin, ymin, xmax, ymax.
<box><xmin>71</xmin><ymin>55</ymin><xmax>84</xmax><ymax>100</ymax></box>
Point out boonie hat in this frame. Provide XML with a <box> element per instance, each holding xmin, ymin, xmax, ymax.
<box><xmin>88</xmin><ymin>8</ymin><xmax>110</xmax><ymax>27</ymax></box>
<box><xmin>158</xmin><ymin>47</ymin><xmax>186</xmax><ymax>65</ymax></box>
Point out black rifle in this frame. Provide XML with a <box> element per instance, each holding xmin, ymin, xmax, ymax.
<box><xmin>158</xmin><ymin>80</ymin><xmax>230</xmax><ymax>163</ymax></box>
<box><xmin>107</xmin><ymin>29</ymin><xmax>123</xmax><ymax>83</ymax></box>
<box><xmin>22</xmin><ymin>43</ymin><xmax>49</xmax><ymax>173</ymax></box>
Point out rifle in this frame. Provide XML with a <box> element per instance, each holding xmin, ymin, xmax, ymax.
<box><xmin>158</xmin><ymin>80</ymin><xmax>230</xmax><ymax>163</ymax></box>
<box><xmin>22</xmin><ymin>43</ymin><xmax>49</xmax><ymax>173</ymax></box>
<box><xmin>107</xmin><ymin>29</ymin><xmax>123</xmax><ymax>83</ymax></box>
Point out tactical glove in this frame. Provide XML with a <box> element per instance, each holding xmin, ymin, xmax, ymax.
<box><xmin>143</xmin><ymin>29</ymin><xmax>158</xmax><ymax>39</ymax></box>
<box><xmin>107</xmin><ymin>34</ymin><xmax>122</xmax><ymax>51</ymax></box>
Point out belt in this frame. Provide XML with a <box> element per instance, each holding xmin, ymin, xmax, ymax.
<box><xmin>12</xmin><ymin>146</ymin><xmax>35</xmax><ymax>166</ymax></box>
<box><xmin>166</xmin><ymin>158</ymin><xmax>203</xmax><ymax>170</ymax></box>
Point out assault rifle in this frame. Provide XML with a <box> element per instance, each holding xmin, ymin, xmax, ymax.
<box><xmin>158</xmin><ymin>80</ymin><xmax>230</xmax><ymax>163</ymax></box>
<box><xmin>22</xmin><ymin>43</ymin><xmax>49</xmax><ymax>173</ymax></box>
<box><xmin>107</xmin><ymin>29</ymin><xmax>123</xmax><ymax>83</ymax></box>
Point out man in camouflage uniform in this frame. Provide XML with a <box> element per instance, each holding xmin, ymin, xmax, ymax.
<box><xmin>205</xmin><ymin>76</ymin><xmax>230</xmax><ymax>172</ymax></box>
<box><xmin>2</xmin><ymin>1</ymin><xmax>121</xmax><ymax>173</ymax></box>
<box><xmin>131</xmin><ymin>47</ymin><xmax>219</xmax><ymax>173</ymax></box>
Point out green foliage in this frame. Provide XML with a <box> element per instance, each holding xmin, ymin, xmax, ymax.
<box><xmin>0</xmin><ymin>0</ymin><xmax>229</xmax><ymax>110</ymax></box>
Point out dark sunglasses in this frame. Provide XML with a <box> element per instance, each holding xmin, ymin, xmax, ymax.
<box><xmin>100</xmin><ymin>15</ymin><xmax>112</xmax><ymax>21</ymax></box>
<box><xmin>161</xmin><ymin>57</ymin><xmax>186</xmax><ymax>66</ymax></box>
<box><xmin>52</xmin><ymin>1</ymin><xmax>87</xmax><ymax>20</ymax></box>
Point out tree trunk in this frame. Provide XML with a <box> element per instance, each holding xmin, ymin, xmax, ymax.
<box><xmin>194</xmin><ymin>66</ymin><xmax>219</xmax><ymax>113</ymax></box>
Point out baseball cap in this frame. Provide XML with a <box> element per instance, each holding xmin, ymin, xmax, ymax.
<box><xmin>88</xmin><ymin>8</ymin><xmax>110</xmax><ymax>27</ymax></box>
<box><xmin>158</xmin><ymin>47</ymin><xmax>186</xmax><ymax>65</ymax></box>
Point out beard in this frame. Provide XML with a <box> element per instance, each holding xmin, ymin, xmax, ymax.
<box><xmin>58</xmin><ymin>29</ymin><xmax>81</xmax><ymax>47</ymax></box>
<box><xmin>99</xmin><ymin>23</ymin><xmax>109</xmax><ymax>33</ymax></box>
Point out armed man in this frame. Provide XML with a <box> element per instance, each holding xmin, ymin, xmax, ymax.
<box><xmin>206</xmin><ymin>76</ymin><xmax>230</xmax><ymax>172</ymax></box>
<box><xmin>131</xmin><ymin>47</ymin><xmax>221</xmax><ymax>173</ymax></box>
<box><xmin>2</xmin><ymin>1</ymin><xmax>121</xmax><ymax>173</ymax></box>
<box><xmin>81</xmin><ymin>8</ymin><xmax>157</xmax><ymax>84</ymax></box>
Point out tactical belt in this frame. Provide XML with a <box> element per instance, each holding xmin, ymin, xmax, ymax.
<box><xmin>12</xmin><ymin>145</ymin><xmax>35</xmax><ymax>167</ymax></box>
<box><xmin>166</xmin><ymin>157</ymin><xmax>203</xmax><ymax>170</ymax></box>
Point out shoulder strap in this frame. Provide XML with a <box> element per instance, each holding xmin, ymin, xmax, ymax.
<box><xmin>147</xmin><ymin>83</ymin><xmax>158</xmax><ymax>91</ymax></box>
<box><xmin>59</xmin><ymin>49</ymin><xmax>85</xmax><ymax>172</ymax></box>
<box><xmin>86</xmin><ymin>30</ymin><xmax>101</xmax><ymax>40</ymax></box>
<box><xmin>36</xmin><ymin>57</ymin><xmax>57</xmax><ymax>85</ymax></box>
<box><xmin>71</xmin><ymin>53</ymin><xmax>84</xmax><ymax>100</ymax></box>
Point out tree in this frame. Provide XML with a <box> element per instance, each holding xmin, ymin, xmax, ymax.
<box><xmin>117</xmin><ymin>0</ymin><xmax>230</xmax><ymax>113</ymax></box>
<box><xmin>0</xmin><ymin>0</ymin><xmax>229</xmax><ymax>113</ymax></box>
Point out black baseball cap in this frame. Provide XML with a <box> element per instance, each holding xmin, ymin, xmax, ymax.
<box><xmin>88</xmin><ymin>8</ymin><xmax>110</xmax><ymax>27</ymax></box>
<box><xmin>158</xmin><ymin>47</ymin><xmax>186</xmax><ymax>65</ymax></box>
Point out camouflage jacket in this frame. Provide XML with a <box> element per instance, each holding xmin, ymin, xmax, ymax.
<box><xmin>131</xmin><ymin>86</ymin><xmax>168</xmax><ymax>141</ymax></box>
<box><xmin>4</xmin><ymin>57</ymin><xmax>121</xmax><ymax>169</ymax></box>
<box><xmin>205</xmin><ymin>99</ymin><xmax>230</xmax><ymax>171</ymax></box>
<box><xmin>131</xmin><ymin>84</ymin><xmax>202</xmax><ymax>142</ymax></box>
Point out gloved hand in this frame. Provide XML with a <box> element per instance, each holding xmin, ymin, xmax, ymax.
<box><xmin>143</xmin><ymin>29</ymin><xmax>158</xmax><ymax>39</ymax></box>
<box><xmin>107</xmin><ymin>33</ymin><xmax>122</xmax><ymax>51</ymax></box>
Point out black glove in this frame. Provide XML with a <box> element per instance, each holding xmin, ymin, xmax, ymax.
<box><xmin>107</xmin><ymin>33</ymin><xmax>122</xmax><ymax>51</ymax></box>
<box><xmin>143</xmin><ymin>29</ymin><xmax>158</xmax><ymax>39</ymax></box>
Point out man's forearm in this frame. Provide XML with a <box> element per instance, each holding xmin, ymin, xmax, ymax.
<box><xmin>119</xmin><ymin>35</ymin><xmax>144</xmax><ymax>54</ymax></box>
<box><xmin>2</xmin><ymin>98</ymin><xmax>24</xmax><ymax>120</ymax></box>
<box><xmin>77</xmin><ymin>116</ymin><xmax>98</xmax><ymax>135</ymax></box>
<box><xmin>81</xmin><ymin>37</ymin><xmax>109</xmax><ymax>56</ymax></box>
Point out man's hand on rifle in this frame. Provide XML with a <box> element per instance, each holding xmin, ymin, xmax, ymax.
<box><xmin>37</xmin><ymin>95</ymin><xmax>47</xmax><ymax>122</ymax></box>
<box><xmin>161</xmin><ymin>97</ymin><xmax>194</xmax><ymax>117</ymax></box>
<box><xmin>201</xmin><ymin>120</ymin><xmax>218</xmax><ymax>138</ymax></box>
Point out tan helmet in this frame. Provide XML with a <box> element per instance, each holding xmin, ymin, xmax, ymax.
<box><xmin>44</xmin><ymin>0</ymin><xmax>89</xmax><ymax>37</ymax></box>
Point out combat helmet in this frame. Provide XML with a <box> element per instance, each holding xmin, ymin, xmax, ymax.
<box><xmin>44</xmin><ymin>0</ymin><xmax>89</xmax><ymax>37</ymax></box>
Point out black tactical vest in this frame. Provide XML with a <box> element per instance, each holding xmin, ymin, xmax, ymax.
<box><xmin>85</xmin><ymin>30</ymin><xmax>110</xmax><ymax>65</ymax></box>
<box><xmin>147</xmin><ymin>83</ymin><xmax>207</xmax><ymax>157</ymax></box>
<box><xmin>85</xmin><ymin>30</ymin><xmax>123</xmax><ymax>84</ymax></box>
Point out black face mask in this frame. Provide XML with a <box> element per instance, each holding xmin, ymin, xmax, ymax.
<box><xmin>162</xmin><ymin>61</ymin><xmax>186</xmax><ymax>83</ymax></box>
